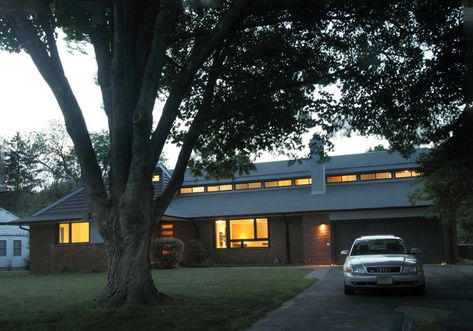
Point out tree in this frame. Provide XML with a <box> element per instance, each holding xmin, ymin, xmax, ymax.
<box><xmin>367</xmin><ymin>145</ymin><xmax>388</xmax><ymax>152</ymax></box>
<box><xmin>0</xmin><ymin>1</ymin><xmax>463</xmax><ymax>307</ymax></box>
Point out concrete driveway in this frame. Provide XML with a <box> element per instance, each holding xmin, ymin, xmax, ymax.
<box><xmin>249</xmin><ymin>265</ymin><xmax>473</xmax><ymax>331</ymax></box>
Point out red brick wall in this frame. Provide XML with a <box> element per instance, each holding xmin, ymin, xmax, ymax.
<box><xmin>29</xmin><ymin>224</ymin><xmax>56</xmax><ymax>273</ymax></box>
<box><xmin>50</xmin><ymin>244</ymin><xmax>107</xmax><ymax>272</ymax></box>
<box><xmin>302</xmin><ymin>214</ymin><xmax>332</xmax><ymax>265</ymax></box>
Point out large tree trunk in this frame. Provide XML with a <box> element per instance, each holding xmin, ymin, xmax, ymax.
<box><xmin>94</xmin><ymin>191</ymin><xmax>160</xmax><ymax>308</ymax></box>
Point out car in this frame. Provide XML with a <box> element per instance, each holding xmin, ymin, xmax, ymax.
<box><xmin>341</xmin><ymin>235</ymin><xmax>425</xmax><ymax>295</ymax></box>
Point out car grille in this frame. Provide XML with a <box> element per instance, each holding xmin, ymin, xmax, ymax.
<box><xmin>366</xmin><ymin>266</ymin><xmax>401</xmax><ymax>273</ymax></box>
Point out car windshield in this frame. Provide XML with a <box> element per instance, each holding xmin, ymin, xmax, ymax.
<box><xmin>351</xmin><ymin>239</ymin><xmax>409</xmax><ymax>255</ymax></box>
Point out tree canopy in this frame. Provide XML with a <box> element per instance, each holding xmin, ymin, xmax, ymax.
<box><xmin>0</xmin><ymin>0</ymin><xmax>464</xmax><ymax>307</ymax></box>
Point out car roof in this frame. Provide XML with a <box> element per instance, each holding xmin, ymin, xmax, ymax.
<box><xmin>356</xmin><ymin>235</ymin><xmax>402</xmax><ymax>240</ymax></box>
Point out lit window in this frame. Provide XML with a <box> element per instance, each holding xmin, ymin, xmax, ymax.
<box><xmin>58</xmin><ymin>222</ymin><xmax>89</xmax><ymax>244</ymax></box>
<box><xmin>160</xmin><ymin>224</ymin><xmax>174</xmax><ymax>238</ymax></box>
<box><xmin>215</xmin><ymin>218</ymin><xmax>269</xmax><ymax>249</ymax></box>
<box><xmin>235</xmin><ymin>182</ymin><xmax>263</xmax><ymax>190</ymax></box>
<box><xmin>0</xmin><ymin>240</ymin><xmax>6</xmax><ymax>256</ymax></box>
<box><xmin>152</xmin><ymin>174</ymin><xmax>160</xmax><ymax>182</ymax></box>
<box><xmin>207</xmin><ymin>184</ymin><xmax>233</xmax><ymax>192</ymax></box>
<box><xmin>395</xmin><ymin>169</ymin><xmax>422</xmax><ymax>178</ymax></box>
<box><xmin>180</xmin><ymin>186</ymin><xmax>205</xmax><ymax>194</ymax></box>
<box><xmin>13</xmin><ymin>240</ymin><xmax>21</xmax><ymax>256</ymax></box>
<box><xmin>264</xmin><ymin>179</ymin><xmax>292</xmax><ymax>188</ymax></box>
<box><xmin>360</xmin><ymin>172</ymin><xmax>392</xmax><ymax>181</ymax></box>
<box><xmin>295</xmin><ymin>178</ymin><xmax>312</xmax><ymax>186</ymax></box>
<box><xmin>215</xmin><ymin>220</ymin><xmax>227</xmax><ymax>249</ymax></box>
<box><xmin>327</xmin><ymin>174</ymin><xmax>357</xmax><ymax>183</ymax></box>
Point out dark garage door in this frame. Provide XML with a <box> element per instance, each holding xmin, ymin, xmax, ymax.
<box><xmin>332</xmin><ymin>218</ymin><xmax>442</xmax><ymax>264</ymax></box>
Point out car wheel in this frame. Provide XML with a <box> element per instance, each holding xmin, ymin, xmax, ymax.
<box><xmin>344</xmin><ymin>285</ymin><xmax>355</xmax><ymax>295</ymax></box>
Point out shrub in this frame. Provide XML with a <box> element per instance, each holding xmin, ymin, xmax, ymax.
<box><xmin>151</xmin><ymin>238</ymin><xmax>184</xmax><ymax>269</ymax></box>
<box><xmin>188</xmin><ymin>239</ymin><xmax>214</xmax><ymax>267</ymax></box>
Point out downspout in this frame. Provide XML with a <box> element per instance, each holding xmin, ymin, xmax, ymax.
<box><xmin>283</xmin><ymin>214</ymin><xmax>291</xmax><ymax>264</ymax></box>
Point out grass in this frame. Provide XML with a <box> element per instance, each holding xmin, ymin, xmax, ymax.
<box><xmin>0</xmin><ymin>267</ymin><xmax>314</xmax><ymax>331</ymax></box>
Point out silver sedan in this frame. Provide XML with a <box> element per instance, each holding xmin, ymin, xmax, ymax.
<box><xmin>342</xmin><ymin>235</ymin><xmax>425</xmax><ymax>295</ymax></box>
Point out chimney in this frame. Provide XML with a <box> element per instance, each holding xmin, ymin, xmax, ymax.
<box><xmin>310</xmin><ymin>136</ymin><xmax>326</xmax><ymax>195</ymax></box>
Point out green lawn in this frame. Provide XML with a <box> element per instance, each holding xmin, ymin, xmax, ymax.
<box><xmin>0</xmin><ymin>267</ymin><xmax>314</xmax><ymax>331</ymax></box>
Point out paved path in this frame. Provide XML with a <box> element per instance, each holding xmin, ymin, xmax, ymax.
<box><xmin>249</xmin><ymin>265</ymin><xmax>473</xmax><ymax>331</ymax></box>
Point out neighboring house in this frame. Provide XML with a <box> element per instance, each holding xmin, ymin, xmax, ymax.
<box><xmin>12</xmin><ymin>145</ymin><xmax>443</xmax><ymax>273</ymax></box>
<box><xmin>0</xmin><ymin>208</ymin><xmax>29</xmax><ymax>269</ymax></box>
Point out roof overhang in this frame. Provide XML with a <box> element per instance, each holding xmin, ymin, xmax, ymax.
<box><xmin>10</xmin><ymin>212</ymin><xmax>89</xmax><ymax>225</ymax></box>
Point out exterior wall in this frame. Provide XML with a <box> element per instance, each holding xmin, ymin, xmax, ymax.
<box><xmin>302</xmin><ymin>214</ymin><xmax>331</xmax><ymax>265</ymax></box>
<box><xmin>29</xmin><ymin>223</ymin><xmax>107</xmax><ymax>273</ymax></box>
<box><xmin>0</xmin><ymin>232</ymin><xmax>29</xmax><ymax>269</ymax></box>
<box><xmin>152</xmin><ymin>221</ymin><xmax>197</xmax><ymax>265</ymax></box>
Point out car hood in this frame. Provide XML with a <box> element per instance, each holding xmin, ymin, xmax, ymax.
<box><xmin>346</xmin><ymin>254</ymin><xmax>418</xmax><ymax>266</ymax></box>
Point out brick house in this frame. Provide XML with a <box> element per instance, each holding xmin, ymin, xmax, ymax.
<box><xmin>11</xmin><ymin>148</ymin><xmax>444</xmax><ymax>273</ymax></box>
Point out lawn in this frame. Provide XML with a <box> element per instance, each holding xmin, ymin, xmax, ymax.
<box><xmin>0</xmin><ymin>267</ymin><xmax>314</xmax><ymax>331</ymax></box>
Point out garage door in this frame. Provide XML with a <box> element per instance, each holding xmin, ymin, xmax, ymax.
<box><xmin>332</xmin><ymin>218</ymin><xmax>442</xmax><ymax>264</ymax></box>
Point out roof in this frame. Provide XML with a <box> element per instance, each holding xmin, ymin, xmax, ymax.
<box><xmin>0</xmin><ymin>208</ymin><xmax>18</xmax><ymax>222</ymax></box>
<box><xmin>14</xmin><ymin>148</ymin><xmax>429</xmax><ymax>224</ymax></box>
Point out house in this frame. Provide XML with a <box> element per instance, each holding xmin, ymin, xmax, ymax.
<box><xmin>0</xmin><ymin>208</ymin><xmax>29</xmax><ymax>269</ymax></box>
<box><xmin>11</xmin><ymin>146</ymin><xmax>444</xmax><ymax>273</ymax></box>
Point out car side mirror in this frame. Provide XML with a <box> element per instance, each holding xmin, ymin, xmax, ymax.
<box><xmin>340</xmin><ymin>250</ymin><xmax>349</xmax><ymax>256</ymax></box>
<box><xmin>410</xmin><ymin>248</ymin><xmax>421</xmax><ymax>254</ymax></box>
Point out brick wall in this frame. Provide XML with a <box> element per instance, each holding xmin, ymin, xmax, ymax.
<box><xmin>29</xmin><ymin>224</ymin><xmax>55</xmax><ymax>273</ymax></box>
<box><xmin>302</xmin><ymin>214</ymin><xmax>332</xmax><ymax>265</ymax></box>
<box><xmin>50</xmin><ymin>244</ymin><xmax>107</xmax><ymax>272</ymax></box>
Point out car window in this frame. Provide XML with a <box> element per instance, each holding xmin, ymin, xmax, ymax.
<box><xmin>350</xmin><ymin>239</ymin><xmax>408</xmax><ymax>255</ymax></box>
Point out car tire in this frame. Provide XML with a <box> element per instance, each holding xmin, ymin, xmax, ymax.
<box><xmin>344</xmin><ymin>285</ymin><xmax>355</xmax><ymax>295</ymax></box>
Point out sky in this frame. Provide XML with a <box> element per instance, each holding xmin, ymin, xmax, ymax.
<box><xmin>0</xmin><ymin>38</ymin><xmax>386</xmax><ymax>167</ymax></box>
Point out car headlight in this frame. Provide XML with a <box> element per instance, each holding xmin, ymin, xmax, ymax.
<box><xmin>403</xmin><ymin>265</ymin><xmax>422</xmax><ymax>273</ymax></box>
<box><xmin>344</xmin><ymin>265</ymin><xmax>365</xmax><ymax>273</ymax></box>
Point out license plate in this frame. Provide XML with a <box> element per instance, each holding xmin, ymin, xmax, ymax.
<box><xmin>377</xmin><ymin>276</ymin><xmax>393</xmax><ymax>285</ymax></box>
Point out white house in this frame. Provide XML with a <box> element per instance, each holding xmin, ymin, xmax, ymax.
<box><xmin>0</xmin><ymin>208</ymin><xmax>29</xmax><ymax>269</ymax></box>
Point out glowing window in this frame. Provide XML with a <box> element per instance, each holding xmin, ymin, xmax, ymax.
<box><xmin>180</xmin><ymin>186</ymin><xmax>205</xmax><ymax>194</ymax></box>
<box><xmin>160</xmin><ymin>224</ymin><xmax>174</xmax><ymax>238</ymax></box>
<box><xmin>235</xmin><ymin>182</ymin><xmax>262</xmax><ymax>190</ymax></box>
<box><xmin>208</xmin><ymin>184</ymin><xmax>233</xmax><ymax>192</ymax></box>
<box><xmin>295</xmin><ymin>178</ymin><xmax>312</xmax><ymax>186</ymax></box>
<box><xmin>215</xmin><ymin>220</ymin><xmax>227</xmax><ymax>249</ymax></box>
<box><xmin>264</xmin><ymin>179</ymin><xmax>292</xmax><ymax>188</ymax></box>
<box><xmin>360</xmin><ymin>172</ymin><xmax>392</xmax><ymax>181</ymax></box>
<box><xmin>327</xmin><ymin>174</ymin><xmax>357</xmax><ymax>183</ymax></box>
<box><xmin>256</xmin><ymin>218</ymin><xmax>268</xmax><ymax>238</ymax></box>
<box><xmin>58</xmin><ymin>222</ymin><xmax>89</xmax><ymax>244</ymax></box>
<box><xmin>180</xmin><ymin>187</ymin><xmax>192</xmax><ymax>194</ymax></box>
<box><xmin>192</xmin><ymin>186</ymin><xmax>205</xmax><ymax>193</ymax></box>
<box><xmin>152</xmin><ymin>174</ymin><xmax>160</xmax><ymax>182</ymax></box>
<box><xmin>395</xmin><ymin>169</ymin><xmax>422</xmax><ymax>178</ymax></box>
<box><xmin>230</xmin><ymin>219</ymin><xmax>254</xmax><ymax>240</ymax></box>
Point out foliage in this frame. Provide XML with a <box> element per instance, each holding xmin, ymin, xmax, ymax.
<box><xmin>367</xmin><ymin>144</ymin><xmax>388</xmax><ymax>152</ymax></box>
<box><xmin>188</xmin><ymin>239</ymin><xmax>214</xmax><ymax>267</ymax></box>
<box><xmin>151</xmin><ymin>238</ymin><xmax>185</xmax><ymax>269</ymax></box>
<box><xmin>0</xmin><ymin>267</ymin><xmax>313</xmax><ymax>331</ymax></box>
<box><xmin>411</xmin><ymin>111</ymin><xmax>473</xmax><ymax>244</ymax></box>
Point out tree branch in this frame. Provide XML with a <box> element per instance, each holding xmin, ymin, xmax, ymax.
<box><xmin>7</xmin><ymin>13</ymin><xmax>110</xmax><ymax>219</ymax></box>
<box><xmin>149</xmin><ymin>0</ymin><xmax>251</xmax><ymax>169</ymax></box>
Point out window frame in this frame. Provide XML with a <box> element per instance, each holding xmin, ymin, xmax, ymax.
<box><xmin>56</xmin><ymin>221</ymin><xmax>90</xmax><ymax>245</ymax></box>
<box><xmin>0</xmin><ymin>240</ymin><xmax>6</xmax><ymax>256</ymax></box>
<box><xmin>13</xmin><ymin>240</ymin><xmax>21</xmax><ymax>256</ymax></box>
<box><xmin>214</xmin><ymin>218</ymin><xmax>270</xmax><ymax>250</ymax></box>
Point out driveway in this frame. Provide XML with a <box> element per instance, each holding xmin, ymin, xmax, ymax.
<box><xmin>249</xmin><ymin>265</ymin><xmax>473</xmax><ymax>331</ymax></box>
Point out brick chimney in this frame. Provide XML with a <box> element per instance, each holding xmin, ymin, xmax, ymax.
<box><xmin>310</xmin><ymin>136</ymin><xmax>326</xmax><ymax>195</ymax></box>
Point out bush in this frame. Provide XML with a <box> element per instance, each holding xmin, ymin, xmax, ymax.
<box><xmin>188</xmin><ymin>239</ymin><xmax>214</xmax><ymax>267</ymax></box>
<box><xmin>151</xmin><ymin>238</ymin><xmax>184</xmax><ymax>269</ymax></box>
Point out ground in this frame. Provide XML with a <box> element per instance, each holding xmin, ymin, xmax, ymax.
<box><xmin>250</xmin><ymin>265</ymin><xmax>473</xmax><ymax>331</ymax></box>
<box><xmin>0</xmin><ymin>267</ymin><xmax>313</xmax><ymax>331</ymax></box>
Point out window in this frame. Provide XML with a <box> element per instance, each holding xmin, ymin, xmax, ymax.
<box><xmin>160</xmin><ymin>224</ymin><xmax>174</xmax><ymax>238</ymax></box>
<box><xmin>180</xmin><ymin>186</ymin><xmax>205</xmax><ymax>194</ymax></box>
<box><xmin>264</xmin><ymin>179</ymin><xmax>292</xmax><ymax>188</ymax></box>
<box><xmin>235</xmin><ymin>182</ymin><xmax>262</xmax><ymax>190</ymax></box>
<box><xmin>295</xmin><ymin>178</ymin><xmax>312</xmax><ymax>186</ymax></box>
<box><xmin>0</xmin><ymin>240</ymin><xmax>5</xmax><ymax>256</ymax></box>
<box><xmin>327</xmin><ymin>174</ymin><xmax>357</xmax><ymax>183</ymax></box>
<box><xmin>395</xmin><ymin>169</ymin><xmax>422</xmax><ymax>178</ymax></box>
<box><xmin>207</xmin><ymin>184</ymin><xmax>233</xmax><ymax>192</ymax></box>
<box><xmin>13</xmin><ymin>240</ymin><xmax>21</xmax><ymax>256</ymax></box>
<box><xmin>152</xmin><ymin>174</ymin><xmax>160</xmax><ymax>182</ymax></box>
<box><xmin>58</xmin><ymin>222</ymin><xmax>90</xmax><ymax>244</ymax></box>
<box><xmin>215</xmin><ymin>218</ymin><xmax>269</xmax><ymax>249</ymax></box>
<box><xmin>360</xmin><ymin>172</ymin><xmax>392</xmax><ymax>181</ymax></box>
